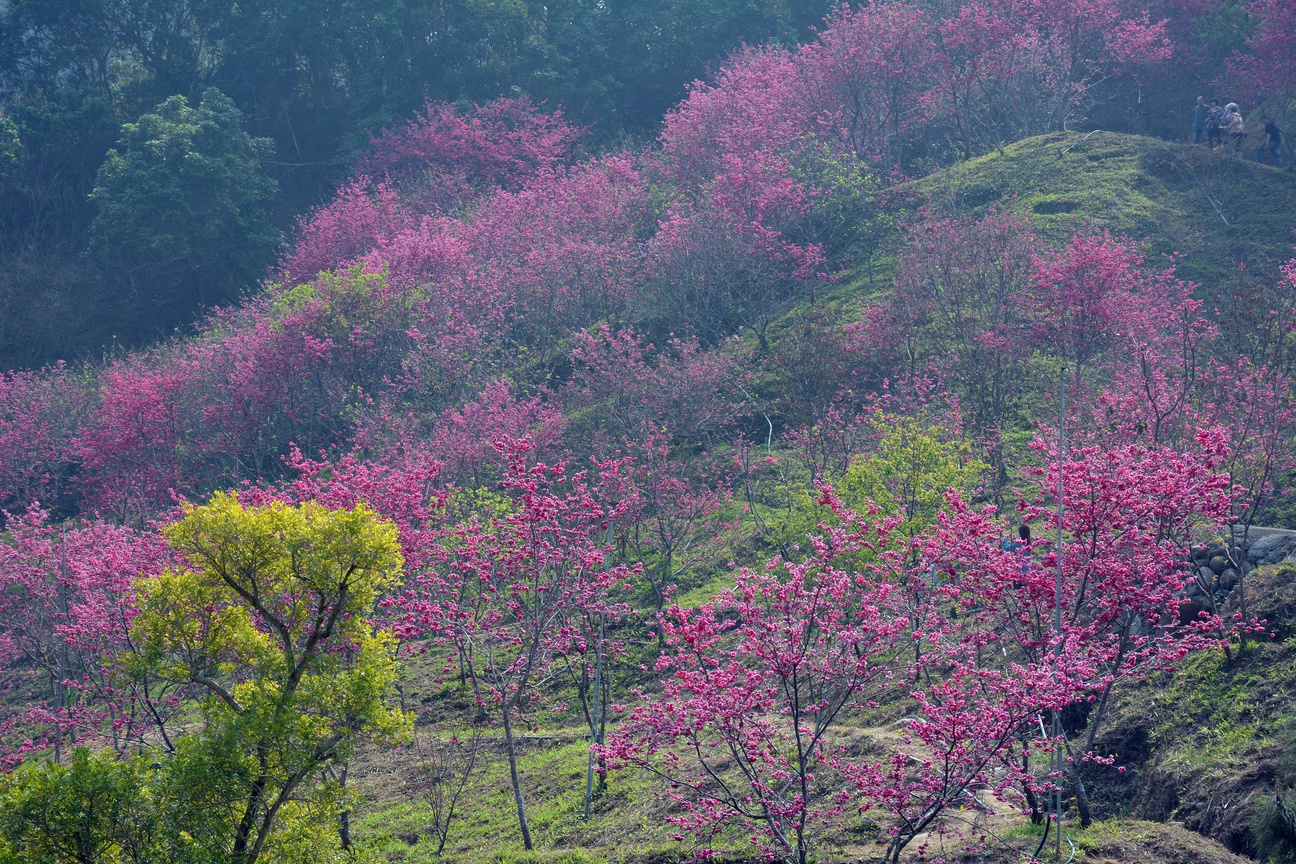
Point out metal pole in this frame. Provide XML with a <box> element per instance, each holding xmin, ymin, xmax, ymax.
<box><xmin>585</xmin><ymin>521</ymin><xmax>615</xmax><ymax>821</ymax></box>
<box><xmin>1053</xmin><ymin>370</ymin><xmax>1065</xmax><ymax>859</ymax></box>
<box><xmin>584</xmin><ymin>611</ymin><xmax>604</xmax><ymax>821</ymax></box>
<box><xmin>55</xmin><ymin>529</ymin><xmax>69</xmax><ymax>765</ymax></box>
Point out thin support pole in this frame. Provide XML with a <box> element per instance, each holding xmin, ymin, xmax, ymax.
<box><xmin>584</xmin><ymin>612</ymin><xmax>605</xmax><ymax>821</ymax></box>
<box><xmin>1053</xmin><ymin>369</ymin><xmax>1066</xmax><ymax>859</ymax></box>
<box><xmin>585</xmin><ymin>521</ymin><xmax>616</xmax><ymax>821</ymax></box>
<box><xmin>55</xmin><ymin>530</ymin><xmax>69</xmax><ymax>765</ymax></box>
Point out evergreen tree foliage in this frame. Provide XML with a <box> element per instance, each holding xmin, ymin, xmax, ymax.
<box><xmin>89</xmin><ymin>90</ymin><xmax>278</xmax><ymax>308</ymax></box>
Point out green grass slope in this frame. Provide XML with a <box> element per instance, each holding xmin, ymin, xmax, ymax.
<box><xmin>1084</xmin><ymin>561</ymin><xmax>1296</xmax><ymax>859</ymax></box>
<box><xmin>345</xmin><ymin>642</ymin><xmax>1278</xmax><ymax>864</ymax></box>
<box><xmin>895</xmin><ymin>131</ymin><xmax>1296</xmax><ymax>290</ymax></box>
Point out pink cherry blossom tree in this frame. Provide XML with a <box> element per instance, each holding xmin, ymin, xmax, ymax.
<box><xmin>1010</xmin><ymin>431</ymin><xmax>1236</xmax><ymax>826</ymax></box>
<box><xmin>1226</xmin><ymin>0</ymin><xmax>1296</xmax><ymax>126</ymax></box>
<box><xmin>390</xmin><ymin>439</ymin><xmax>636</xmax><ymax>850</ymax></box>
<box><xmin>606</xmin><ymin>507</ymin><xmax>911</xmax><ymax>864</ymax></box>
<box><xmin>0</xmin><ymin>508</ymin><xmax>171</xmax><ymax>764</ymax></box>
<box><xmin>0</xmin><ymin>365</ymin><xmax>88</xmax><ymax>518</ymax></box>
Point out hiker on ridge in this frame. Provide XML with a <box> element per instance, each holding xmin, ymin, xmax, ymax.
<box><xmin>1256</xmin><ymin>116</ymin><xmax>1284</xmax><ymax>168</ymax></box>
<box><xmin>1192</xmin><ymin>96</ymin><xmax>1209</xmax><ymax>145</ymax></box>
<box><xmin>1207</xmin><ymin>99</ymin><xmax>1225</xmax><ymax>149</ymax></box>
<box><xmin>1225</xmin><ymin>104</ymin><xmax>1246</xmax><ymax>154</ymax></box>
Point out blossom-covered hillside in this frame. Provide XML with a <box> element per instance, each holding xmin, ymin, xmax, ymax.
<box><xmin>1</xmin><ymin>1</ymin><xmax>1296</xmax><ymax>862</ymax></box>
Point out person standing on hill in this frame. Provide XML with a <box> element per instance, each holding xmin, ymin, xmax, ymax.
<box><xmin>1192</xmin><ymin>96</ymin><xmax>1210</xmax><ymax>144</ymax></box>
<box><xmin>1256</xmin><ymin>116</ymin><xmax>1284</xmax><ymax>168</ymax></box>
<box><xmin>1207</xmin><ymin>99</ymin><xmax>1226</xmax><ymax>149</ymax></box>
<box><xmin>1225</xmin><ymin>104</ymin><xmax>1246</xmax><ymax>154</ymax></box>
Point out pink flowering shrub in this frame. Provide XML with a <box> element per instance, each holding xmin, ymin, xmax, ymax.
<box><xmin>279</xmin><ymin>180</ymin><xmax>416</xmax><ymax>282</ymax></box>
<box><xmin>0</xmin><ymin>509</ymin><xmax>171</xmax><ymax>764</ymax></box>
<box><xmin>359</xmin><ymin>97</ymin><xmax>584</xmax><ymax>194</ymax></box>
<box><xmin>0</xmin><ymin>365</ymin><xmax>88</xmax><ymax>517</ymax></box>
<box><xmin>1226</xmin><ymin>0</ymin><xmax>1296</xmax><ymax>125</ymax></box>
<box><xmin>564</xmin><ymin>326</ymin><xmax>747</xmax><ymax>451</ymax></box>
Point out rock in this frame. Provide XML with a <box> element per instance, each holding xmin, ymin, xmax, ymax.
<box><xmin>1244</xmin><ymin>530</ymin><xmax>1296</xmax><ymax>565</ymax></box>
<box><xmin>850</xmin><ymin>815</ymin><xmax>879</xmax><ymax>835</ymax></box>
<box><xmin>1199</xmin><ymin>567</ymin><xmax>1215</xmax><ymax>582</ymax></box>
<box><xmin>1220</xmin><ymin>569</ymin><xmax>1238</xmax><ymax>589</ymax></box>
<box><xmin>1209</xmin><ymin>556</ymin><xmax>1230</xmax><ymax>573</ymax></box>
<box><xmin>1179</xmin><ymin>599</ymin><xmax>1208</xmax><ymax>624</ymax></box>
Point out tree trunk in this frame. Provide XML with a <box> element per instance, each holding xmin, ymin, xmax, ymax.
<box><xmin>1069</xmin><ymin>759</ymin><xmax>1093</xmax><ymax>828</ymax></box>
<box><xmin>337</xmin><ymin>763</ymin><xmax>352</xmax><ymax>851</ymax></box>
<box><xmin>584</xmin><ymin>613</ymin><xmax>604</xmax><ymax>822</ymax></box>
<box><xmin>233</xmin><ymin>750</ymin><xmax>269</xmax><ymax>863</ymax></box>
<box><xmin>1023</xmin><ymin>751</ymin><xmax>1043</xmax><ymax>824</ymax></box>
<box><xmin>500</xmin><ymin>705</ymin><xmax>533</xmax><ymax>850</ymax></box>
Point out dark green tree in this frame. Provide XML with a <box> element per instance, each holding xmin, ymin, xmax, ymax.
<box><xmin>89</xmin><ymin>88</ymin><xmax>279</xmax><ymax>308</ymax></box>
<box><xmin>599</xmin><ymin>0</ymin><xmax>797</xmax><ymax>130</ymax></box>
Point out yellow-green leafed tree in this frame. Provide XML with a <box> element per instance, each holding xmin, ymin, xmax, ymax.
<box><xmin>127</xmin><ymin>492</ymin><xmax>410</xmax><ymax>864</ymax></box>
<box><xmin>0</xmin><ymin>748</ymin><xmax>156</xmax><ymax>864</ymax></box>
<box><xmin>772</xmin><ymin>411</ymin><xmax>986</xmax><ymax>558</ymax></box>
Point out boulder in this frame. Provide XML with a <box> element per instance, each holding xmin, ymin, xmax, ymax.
<box><xmin>1178</xmin><ymin>599</ymin><xmax>1209</xmax><ymax>625</ymax></box>
<box><xmin>1242</xmin><ymin>530</ymin><xmax>1296</xmax><ymax>565</ymax></box>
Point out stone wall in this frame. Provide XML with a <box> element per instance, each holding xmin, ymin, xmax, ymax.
<box><xmin>1182</xmin><ymin>527</ymin><xmax>1296</xmax><ymax>606</ymax></box>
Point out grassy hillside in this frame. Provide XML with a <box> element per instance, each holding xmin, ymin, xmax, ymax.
<box><xmin>335</xmin><ymin>134</ymin><xmax>1296</xmax><ymax>864</ymax></box>
<box><xmin>896</xmin><ymin>131</ymin><xmax>1296</xmax><ymax>291</ymax></box>
<box><xmin>783</xmin><ymin>130</ymin><xmax>1296</xmax><ymax>391</ymax></box>
<box><xmin>343</xmin><ymin>569</ymin><xmax>1296</xmax><ymax>863</ymax></box>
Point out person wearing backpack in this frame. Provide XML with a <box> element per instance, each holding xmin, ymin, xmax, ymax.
<box><xmin>1256</xmin><ymin>116</ymin><xmax>1284</xmax><ymax>168</ymax></box>
<box><xmin>1225</xmin><ymin>104</ymin><xmax>1246</xmax><ymax>154</ymax></box>
<box><xmin>1207</xmin><ymin>99</ymin><xmax>1225</xmax><ymax>149</ymax></box>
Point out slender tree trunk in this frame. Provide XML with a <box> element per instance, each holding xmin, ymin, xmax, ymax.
<box><xmin>437</xmin><ymin>825</ymin><xmax>451</xmax><ymax>856</ymax></box>
<box><xmin>1023</xmin><ymin>751</ymin><xmax>1043</xmax><ymax>823</ymax></box>
<box><xmin>1069</xmin><ymin>759</ymin><xmax>1093</xmax><ymax>828</ymax></box>
<box><xmin>337</xmin><ymin>763</ymin><xmax>352</xmax><ymax>851</ymax></box>
<box><xmin>654</xmin><ymin>559</ymin><xmax>670</xmax><ymax>651</ymax></box>
<box><xmin>234</xmin><ymin>747</ymin><xmax>270</xmax><ymax>862</ymax></box>
<box><xmin>584</xmin><ymin>613</ymin><xmax>604</xmax><ymax>821</ymax></box>
<box><xmin>500</xmin><ymin>704</ymin><xmax>533</xmax><ymax>850</ymax></box>
<box><xmin>394</xmin><ymin>678</ymin><xmax>408</xmax><ymax>714</ymax></box>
